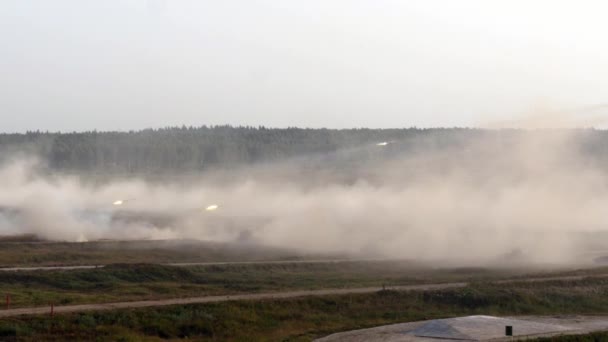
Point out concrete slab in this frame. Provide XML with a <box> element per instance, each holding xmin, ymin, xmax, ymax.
<box><xmin>412</xmin><ymin>316</ymin><xmax>571</xmax><ymax>340</ymax></box>
<box><xmin>315</xmin><ymin>315</ymin><xmax>608</xmax><ymax>342</ymax></box>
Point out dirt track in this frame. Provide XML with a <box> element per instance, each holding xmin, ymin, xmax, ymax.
<box><xmin>0</xmin><ymin>282</ymin><xmax>466</xmax><ymax>318</ymax></box>
<box><xmin>2</xmin><ymin>273</ymin><xmax>608</xmax><ymax>318</ymax></box>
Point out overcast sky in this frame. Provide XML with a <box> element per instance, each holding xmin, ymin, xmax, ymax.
<box><xmin>2</xmin><ymin>1</ymin><xmax>608</xmax><ymax>132</ymax></box>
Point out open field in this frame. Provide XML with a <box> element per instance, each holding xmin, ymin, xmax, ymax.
<box><xmin>0</xmin><ymin>282</ymin><xmax>468</xmax><ymax>318</ymax></box>
<box><xmin>5</xmin><ymin>272</ymin><xmax>608</xmax><ymax>318</ymax></box>
<box><xmin>3</xmin><ymin>275</ymin><xmax>608</xmax><ymax>341</ymax></box>
<box><xmin>0</xmin><ymin>261</ymin><xmax>549</xmax><ymax>309</ymax></box>
<box><xmin>2</xmin><ymin>238</ymin><xmax>608</xmax><ymax>340</ymax></box>
<box><xmin>0</xmin><ymin>239</ymin><xmax>315</xmax><ymax>267</ymax></box>
<box><xmin>5</xmin><ymin>0</ymin><xmax>608</xmax><ymax>338</ymax></box>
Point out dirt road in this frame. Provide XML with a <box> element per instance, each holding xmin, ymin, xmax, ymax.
<box><xmin>0</xmin><ymin>282</ymin><xmax>467</xmax><ymax>318</ymax></box>
<box><xmin>0</xmin><ymin>273</ymin><xmax>606</xmax><ymax>318</ymax></box>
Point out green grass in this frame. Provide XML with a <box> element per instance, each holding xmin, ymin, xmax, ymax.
<box><xmin>0</xmin><ymin>239</ymin><xmax>308</xmax><ymax>267</ymax></box>
<box><xmin>536</xmin><ymin>332</ymin><xmax>608</xmax><ymax>341</ymax></box>
<box><xmin>0</xmin><ymin>261</ymin><xmax>537</xmax><ymax>309</ymax></box>
<box><xmin>3</xmin><ymin>277</ymin><xmax>608</xmax><ymax>341</ymax></box>
<box><xmin>0</xmin><ymin>240</ymin><xmax>607</xmax><ymax>340</ymax></box>
<box><xmin>0</xmin><ymin>259</ymin><xmax>604</xmax><ymax>309</ymax></box>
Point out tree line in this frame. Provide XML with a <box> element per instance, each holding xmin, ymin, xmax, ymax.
<box><xmin>0</xmin><ymin>126</ymin><xmax>606</xmax><ymax>175</ymax></box>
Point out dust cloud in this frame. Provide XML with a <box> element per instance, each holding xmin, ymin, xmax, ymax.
<box><xmin>0</xmin><ymin>129</ymin><xmax>607</xmax><ymax>266</ymax></box>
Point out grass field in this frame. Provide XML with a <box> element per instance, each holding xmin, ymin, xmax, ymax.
<box><xmin>2</xmin><ymin>238</ymin><xmax>608</xmax><ymax>341</ymax></box>
<box><xmin>2</xmin><ymin>276</ymin><xmax>608</xmax><ymax>341</ymax></box>
<box><xmin>0</xmin><ymin>239</ymin><xmax>311</xmax><ymax>267</ymax></box>
<box><xmin>537</xmin><ymin>332</ymin><xmax>608</xmax><ymax>341</ymax></box>
<box><xmin>0</xmin><ymin>261</ymin><xmax>544</xmax><ymax>309</ymax></box>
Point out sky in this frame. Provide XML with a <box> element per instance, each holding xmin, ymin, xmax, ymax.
<box><xmin>2</xmin><ymin>0</ymin><xmax>608</xmax><ymax>132</ymax></box>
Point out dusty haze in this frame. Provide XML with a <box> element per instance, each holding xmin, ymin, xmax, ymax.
<box><xmin>0</xmin><ymin>129</ymin><xmax>606</xmax><ymax>266</ymax></box>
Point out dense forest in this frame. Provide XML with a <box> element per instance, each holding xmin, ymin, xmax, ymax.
<box><xmin>0</xmin><ymin>126</ymin><xmax>607</xmax><ymax>175</ymax></box>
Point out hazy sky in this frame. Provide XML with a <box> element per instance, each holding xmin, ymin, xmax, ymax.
<box><xmin>2</xmin><ymin>1</ymin><xmax>608</xmax><ymax>132</ymax></box>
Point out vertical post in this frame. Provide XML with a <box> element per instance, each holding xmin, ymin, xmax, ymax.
<box><xmin>50</xmin><ymin>304</ymin><xmax>54</xmax><ymax>317</ymax></box>
<box><xmin>505</xmin><ymin>325</ymin><xmax>513</xmax><ymax>336</ymax></box>
<box><xmin>5</xmin><ymin>294</ymin><xmax>9</xmax><ymax>310</ymax></box>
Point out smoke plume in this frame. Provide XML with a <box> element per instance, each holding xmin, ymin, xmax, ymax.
<box><xmin>0</xmin><ymin>129</ymin><xmax>607</xmax><ymax>266</ymax></box>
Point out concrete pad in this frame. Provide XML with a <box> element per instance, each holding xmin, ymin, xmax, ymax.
<box><xmin>412</xmin><ymin>315</ymin><xmax>571</xmax><ymax>340</ymax></box>
<box><xmin>315</xmin><ymin>315</ymin><xmax>603</xmax><ymax>341</ymax></box>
